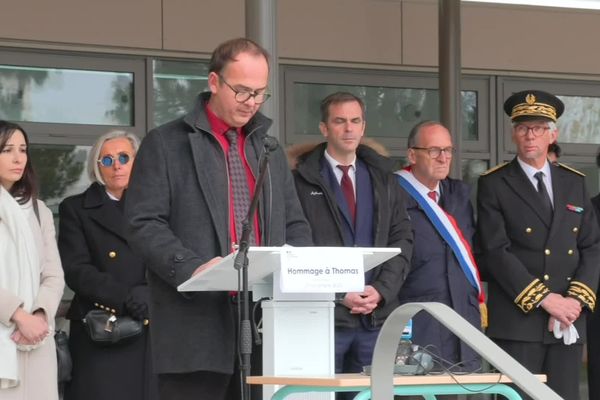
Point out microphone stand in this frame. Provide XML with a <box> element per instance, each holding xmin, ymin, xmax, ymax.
<box><xmin>233</xmin><ymin>138</ymin><xmax>277</xmax><ymax>400</ymax></box>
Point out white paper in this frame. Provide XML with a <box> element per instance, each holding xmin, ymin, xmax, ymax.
<box><xmin>279</xmin><ymin>247</ymin><xmax>365</xmax><ymax>293</ymax></box>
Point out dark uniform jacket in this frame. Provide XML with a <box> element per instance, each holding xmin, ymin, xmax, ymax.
<box><xmin>399</xmin><ymin>177</ymin><xmax>481</xmax><ymax>369</ymax></box>
<box><xmin>476</xmin><ymin>158</ymin><xmax>600</xmax><ymax>343</ymax></box>
<box><xmin>125</xmin><ymin>93</ymin><xmax>312</xmax><ymax>374</ymax></box>
<box><xmin>292</xmin><ymin>143</ymin><xmax>413</xmax><ymax>329</ymax></box>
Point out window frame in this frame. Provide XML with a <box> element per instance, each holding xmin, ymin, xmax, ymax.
<box><xmin>147</xmin><ymin>57</ymin><xmax>210</xmax><ymax>130</ymax></box>
<box><xmin>0</xmin><ymin>49</ymin><xmax>146</xmax><ymax>146</ymax></box>
<box><xmin>281</xmin><ymin>65</ymin><xmax>491</xmax><ymax>156</ymax></box>
<box><xmin>498</xmin><ymin>76</ymin><xmax>600</xmax><ymax>159</ymax></box>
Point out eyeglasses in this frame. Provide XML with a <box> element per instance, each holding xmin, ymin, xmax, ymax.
<box><xmin>97</xmin><ymin>152</ymin><xmax>131</xmax><ymax>167</ymax></box>
<box><xmin>218</xmin><ymin>74</ymin><xmax>271</xmax><ymax>104</ymax></box>
<box><xmin>514</xmin><ymin>124</ymin><xmax>551</xmax><ymax>137</ymax></box>
<box><xmin>411</xmin><ymin>146</ymin><xmax>455</xmax><ymax>159</ymax></box>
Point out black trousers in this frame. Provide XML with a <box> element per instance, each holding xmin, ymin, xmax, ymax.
<box><xmin>158</xmin><ymin>371</ymin><xmax>239</xmax><ymax>400</ymax></box>
<box><xmin>157</xmin><ymin>298</ymin><xmax>264</xmax><ymax>400</ymax></box>
<box><xmin>495</xmin><ymin>339</ymin><xmax>583</xmax><ymax>400</ymax></box>
<box><xmin>588</xmin><ymin>308</ymin><xmax>600</xmax><ymax>400</ymax></box>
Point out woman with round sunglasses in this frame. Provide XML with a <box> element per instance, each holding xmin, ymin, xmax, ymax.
<box><xmin>58</xmin><ymin>130</ymin><xmax>157</xmax><ymax>400</ymax></box>
<box><xmin>0</xmin><ymin>121</ymin><xmax>65</xmax><ymax>400</ymax></box>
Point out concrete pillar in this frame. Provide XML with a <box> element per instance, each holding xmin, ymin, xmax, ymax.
<box><xmin>246</xmin><ymin>0</ymin><xmax>280</xmax><ymax>141</ymax></box>
<box><xmin>439</xmin><ymin>0</ymin><xmax>462</xmax><ymax>178</ymax></box>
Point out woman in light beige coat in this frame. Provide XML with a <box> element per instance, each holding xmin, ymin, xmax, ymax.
<box><xmin>0</xmin><ymin>121</ymin><xmax>65</xmax><ymax>400</ymax></box>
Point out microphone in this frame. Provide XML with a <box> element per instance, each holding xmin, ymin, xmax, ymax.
<box><xmin>234</xmin><ymin>133</ymin><xmax>279</xmax><ymax>398</ymax></box>
<box><xmin>263</xmin><ymin>136</ymin><xmax>279</xmax><ymax>152</ymax></box>
<box><xmin>234</xmin><ymin>137</ymin><xmax>276</xmax><ymax>271</ymax></box>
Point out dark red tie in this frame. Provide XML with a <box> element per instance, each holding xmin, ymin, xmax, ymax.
<box><xmin>428</xmin><ymin>191</ymin><xmax>437</xmax><ymax>202</ymax></box>
<box><xmin>337</xmin><ymin>165</ymin><xmax>356</xmax><ymax>224</ymax></box>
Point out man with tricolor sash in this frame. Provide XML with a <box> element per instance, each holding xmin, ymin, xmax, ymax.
<box><xmin>476</xmin><ymin>90</ymin><xmax>600</xmax><ymax>400</ymax></box>
<box><xmin>395</xmin><ymin>121</ymin><xmax>483</xmax><ymax>374</ymax></box>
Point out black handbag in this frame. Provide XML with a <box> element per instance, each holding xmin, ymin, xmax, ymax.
<box><xmin>55</xmin><ymin>330</ymin><xmax>72</xmax><ymax>383</ymax></box>
<box><xmin>83</xmin><ymin>310</ymin><xmax>143</xmax><ymax>345</ymax></box>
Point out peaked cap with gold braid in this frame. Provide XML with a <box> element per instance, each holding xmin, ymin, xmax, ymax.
<box><xmin>503</xmin><ymin>90</ymin><xmax>564</xmax><ymax>122</ymax></box>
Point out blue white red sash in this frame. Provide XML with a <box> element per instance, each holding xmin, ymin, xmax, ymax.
<box><xmin>396</xmin><ymin>169</ymin><xmax>485</xmax><ymax>304</ymax></box>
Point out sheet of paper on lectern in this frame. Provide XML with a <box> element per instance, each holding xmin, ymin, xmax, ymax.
<box><xmin>279</xmin><ymin>247</ymin><xmax>365</xmax><ymax>293</ymax></box>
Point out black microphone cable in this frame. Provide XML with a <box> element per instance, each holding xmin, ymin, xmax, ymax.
<box><xmin>252</xmin><ymin>297</ymin><xmax>270</xmax><ymax>346</ymax></box>
<box><xmin>409</xmin><ymin>344</ymin><xmax>504</xmax><ymax>394</ymax></box>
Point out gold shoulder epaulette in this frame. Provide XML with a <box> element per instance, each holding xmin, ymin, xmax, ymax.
<box><xmin>558</xmin><ymin>162</ymin><xmax>585</xmax><ymax>177</ymax></box>
<box><xmin>481</xmin><ymin>162</ymin><xmax>509</xmax><ymax>176</ymax></box>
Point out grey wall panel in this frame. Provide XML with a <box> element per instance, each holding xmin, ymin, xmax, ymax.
<box><xmin>278</xmin><ymin>0</ymin><xmax>403</xmax><ymax>64</ymax></box>
<box><xmin>163</xmin><ymin>0</ymin><xmax>245</xmax><ymax>53</ymax></box>
<box><xmin>0</xmin><ymin>0</ymin><xmax>162</xmax><ymax>49</ymax></box>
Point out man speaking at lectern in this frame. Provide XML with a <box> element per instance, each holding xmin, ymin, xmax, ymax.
<box><xmin>125</xmin><ymin>38</ymin><xmax>311</xmax><ymax>400</ymax></box>
<box><xmin>290</xmin><ymin>92</ymin><xmax>413</xmax><ymax>389</ymax></box>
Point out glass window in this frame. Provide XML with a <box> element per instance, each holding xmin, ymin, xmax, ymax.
<box><xmin>0</xmin><ymin>65</ymin><xmax>133</xmax><ymax>126</ymax></box>
<box><xmin>563</xmin><ymin>161</ymin><xmax>600</xmax><ymax>196</ymax></box>
<box><xmin>292</xmin><ymin>83</ymin><xmax>478</xmax><ymax>140</ymax></box>
<box><xmin>461</xmin><ymin>159</ymin><xmax>489</xmax><ymax>209</ymax></box>
<box><xmin>152</xmin><ymin>60</ymin><xmax>209</xmax><ymax>127</ymax></box>
<box><xmin>557</xmin><ymin>95</ymin><xmax>600</xmax><ymax>144</ymax></box>
<box><xmin>29</xmin><ymin>144</ymin><xmax>92</xmax><ymax>214</ymax></box>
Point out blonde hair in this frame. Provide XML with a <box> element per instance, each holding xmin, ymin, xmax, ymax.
<box><xmin>88</xmin><ymin>130</ymin><xmax>140</xmax><ymax>185</ymax></box>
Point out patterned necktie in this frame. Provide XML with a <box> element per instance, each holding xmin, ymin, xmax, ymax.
<box><xmin>225</xmin><ymin>130</ymin><xmax>254</xmax><ymax>245</ymax></box>
<box><xmin>428</xmin><ymin>191</ymin><xmax>438</xmax><ymax>203</ymax></box>
<box><xmin>337</xmin><ymin>165</ymin><xmax>356</xmax><ymax>225</ymax></box>
<box><xmin>534</xmin><ymin>171</ymin><xmax>553</xmax><ymax>221</ymax></box>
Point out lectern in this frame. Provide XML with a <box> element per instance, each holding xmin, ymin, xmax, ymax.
<box><xmin>178</xmin><ymin>246</ymin><xmax>400</xmax><ymax>400</ymax></box>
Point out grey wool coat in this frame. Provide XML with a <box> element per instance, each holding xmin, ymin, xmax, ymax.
<box><xmin>125</xmin><ymin>93</ymin><xmax>312</xmax><ymax>374</ymax></box>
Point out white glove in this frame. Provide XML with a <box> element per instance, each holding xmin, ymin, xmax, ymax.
<box><xmin>553</xmin><ymin>319</ymin><xmax>580</xmax><ymax>345</ymax></box>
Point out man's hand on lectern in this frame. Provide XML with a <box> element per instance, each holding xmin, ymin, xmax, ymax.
<box><xmin>192</xmin><ymin>256</ymin><xmax>223</xmax><ymax>276</ymax></box>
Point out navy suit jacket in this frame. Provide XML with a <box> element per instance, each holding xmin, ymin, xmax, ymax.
<box><xmin>399</xmin><ymin>177</ymin><xmax>481</xmax><ymax>369</ymax></box>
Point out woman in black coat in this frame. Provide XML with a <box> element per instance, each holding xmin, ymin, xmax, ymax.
<box><xmin>58</xmin><ymin>130</ymin><xmax>157</xmax><ymax>400</ymax></box>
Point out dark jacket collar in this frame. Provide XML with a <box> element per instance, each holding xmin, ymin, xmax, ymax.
<box><xmin>83</xmin><ymin>181</ymin><xmax>110</xmax><ymax>208</ymax></box>
<box><xmin>183</xmin><ymin>92</ymin><xmax>273</xmax><ymax>138</ymax></box>
<box><xmin>506</xmin><ymin>157</ymin><xmax>562</xmax><ymax>227</ymax></box>
<box><xmin>83</xmin><ymin>182</ymin><xmax>128</xmax><ymax>240</ymax></box>
<box><xmin>296</xmin><ymin>142</ymin><xmax>394</xmax><ymax>182</ymax></box>
<box><xmin>184</xmin><ymin>92</ymin><xmax>274</xmax><ymax>251</ymax></box>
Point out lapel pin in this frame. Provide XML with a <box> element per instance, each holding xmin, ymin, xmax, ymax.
<box><xmin>566</xmin><ymin>204</ymin><xmax>583</xmax><ymax>213</ymax></box>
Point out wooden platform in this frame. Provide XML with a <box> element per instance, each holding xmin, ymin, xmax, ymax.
<box><xmin>248</xmin><ymin>372</ymin><xmax>546</xmax><ymax>387</ymax></box>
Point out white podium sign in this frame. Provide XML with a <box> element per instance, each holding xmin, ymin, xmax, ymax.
<box><xmin>279</xmin><ymin>247</ymin><xmax>364</xmax><ymax>293</ymax></box>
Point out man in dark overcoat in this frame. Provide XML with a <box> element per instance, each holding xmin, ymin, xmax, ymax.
<box><xmin>291</xmin><ymin>92</ymin><xmax>413</xmax><ymax>400</ymax></box>
<box><xmin>125</xmin><ymin>38</ymin><xmax>312</xmax><ymax>400</ymax></box>
<box><xmin>396</xmin><ymin>121</ymin><xmax>482</xmax><ymax>372</ymax></box>
<box><xmin>476</xmin><ymin>90</ymin><xmax>600</xmax><ymax>400</ymax></box>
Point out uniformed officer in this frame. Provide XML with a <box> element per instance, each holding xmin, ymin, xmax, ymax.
<box><xmin>476</xmin><ymin>90</ymin><xmax>600</xmax><ymax>400</ymax></box>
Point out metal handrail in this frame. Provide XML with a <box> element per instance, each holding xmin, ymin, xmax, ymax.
<box><xmin>370</xmin><ymin>302</ymin><xmax>562</xmax><ymax>400</ymax></box>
